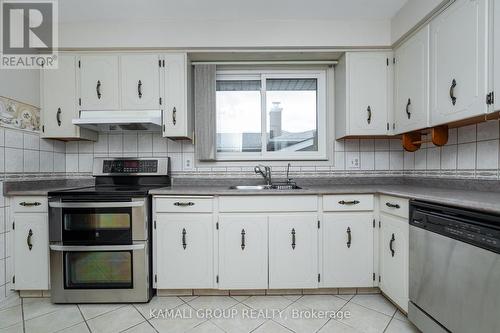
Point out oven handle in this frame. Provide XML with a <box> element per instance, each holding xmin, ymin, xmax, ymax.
<box><xmin>49</xmin><ymin>201</ymin><xmax>145</xmax><ymax>208</ymax></box>
<box><xmin>49</xmin><ymin>244</ymin><xmax>145</xmax><ymax>252</ymax></box>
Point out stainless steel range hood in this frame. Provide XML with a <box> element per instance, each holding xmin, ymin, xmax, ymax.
<box><xmin>72</xmin><ymin>110</ymin><xmax>162</xmax><ymax>132</ymax></box>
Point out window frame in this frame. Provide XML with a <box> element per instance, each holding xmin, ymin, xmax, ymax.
<box><xmin>215</xmin><ymin>69</ymin><xmax>327</xmax><ymax>161</ymax></box>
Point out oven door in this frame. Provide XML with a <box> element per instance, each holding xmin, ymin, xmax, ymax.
<box><xmin>49</xmin><ymin>198</ymin><xmax>148</xmax><ymax>244</ymax></box>
<box><xmin>49</xmin><ymin>243</ymin><xmax>151</xmax><ymax>303</ymax></box>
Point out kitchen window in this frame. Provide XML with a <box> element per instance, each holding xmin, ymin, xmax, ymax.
<box><xmin>216</xmin><ymin>70</ymin><xmax>327</xmax><ymax>160</ymax></box>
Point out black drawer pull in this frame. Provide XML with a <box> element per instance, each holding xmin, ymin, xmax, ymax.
<box><xmin>182</xmin><ymin>228</ymin><xmax>187</xmax><ymax>250</ymax></box>
<box><xmin>174</xmin><ymin>202</ymin><xmax>195</xmax><ymax>207</ymax></box>
<box><xmin>385</xmin><ymin>202</ymin><xmax>400</xmax><ymax>209</ymax></box>
<box><xmin>27</xmin><ymin>229</ymin><xmax>33</xmax><ymax>251</ymax></box>
<box><xmin>339</xmin><ymin>200</ymin><xmax>360</xmax><ymax>205</ymax></box>
<box><xmin>389</xmin><ymin>233</ymin><xmax>395</xmax><ymax>257</ymax></box>
<box><xmin>20</xmin><ymin>202</ymin><xmax>41</xmax><ymax>207</ymax></box>
<box><xmin>241</xmin><ymin>229</ymin><xmax>246</xmax><ymax>250</ymax></box>
<box><xmin>346</xmin><ymin>227</ymin><xmax>352</xmax><ymax>248</ymax></box>
<box><xmin>291</xmin><ymin>228</ymin><xmax>296</xmax><ymax>250</ymax></box>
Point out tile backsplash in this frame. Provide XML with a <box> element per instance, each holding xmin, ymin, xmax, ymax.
<box><xmin>63</xmin><ymin>118</ymin><xmax>500</xmax><ymax>180</ymax></box>
<box><xmin>0</xmin><ymin>125</ymin><xmax>68</xmax><ymax>303</ymax></box>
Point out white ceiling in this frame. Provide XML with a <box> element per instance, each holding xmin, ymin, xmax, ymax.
<box><xmin>59</xmin><ymin>0</ymin><xmax>408</xmax><ymax>23</ymax></box>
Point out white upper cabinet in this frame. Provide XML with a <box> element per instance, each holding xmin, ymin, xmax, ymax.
<box><xmin>41</xmin><ymin>55</ymin><xmax>97</xmax><ymax>140</ymax></box>
<box><xmin>162</xmin><ymin>53</ymin><xmax>194</xmax><ymax>139</ymax></box>
<box><xmin>218</xmin><ymin>215</ymin><xmax>268</xmax><ymax>289</ymax></box>
<box><xmin>155</xmin><ymin>214</ymin><xmax>213</xmax><ymax>289</ymax></box>
<box><xmin>394</xmin><ymin>26</ymin><xmax>430</xmax><ymax>134</ymax></box>
<box><xmin>268</xmin><ymin>214</ymin><xmax>318</xmax><ymax>289</ymax></box>
<box><xmin>429</xmin><ymin>0</ymin><xmax>489</xmax><ymax>126</ymax></box>
<box><xmin>335</xmin><ymin>52</ymin><xmax>393</xmax><ymax>138</ymax></box>
<box><xmin>121</xmin><ymin>54</ymin><xmax>161</xmax><ymax>110</ymax></box>
<box><xmin>79</xmin><ymin>55</ymin><xmax>120</xmax><ymax>110</ymax></box>
<box><xmin>322</xmin><ymin>213</ymin><xmax>374</xmax><ymax>288</ymax></box>
<box><xmin>494</xmin><ymin>0</ymin><xmax>500</xmax><ymax>111</ymax></box>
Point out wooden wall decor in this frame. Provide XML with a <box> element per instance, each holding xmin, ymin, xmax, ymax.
<box><xmin>402</xmin><ymin>125</ymin><xmax>449</xmax><ymax>152</ymax></box>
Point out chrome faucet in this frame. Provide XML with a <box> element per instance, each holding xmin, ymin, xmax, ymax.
<box><xmin>254</xmin><ymin>165</ymin><xmax>272</xmax><ymax>185</ymax></box>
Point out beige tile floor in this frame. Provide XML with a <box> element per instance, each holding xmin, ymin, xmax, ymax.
<box><xmin>0</xmin><ymin>293</ymin><xmax>420</xmax><ymax>333</ymax></box>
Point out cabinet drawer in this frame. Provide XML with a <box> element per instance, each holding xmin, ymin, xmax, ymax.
<box><xmin>323</xmin><ymin>195</ymin><xmax>374</xmax><ymax>211</ymax></box>
<box><xmin>12</xmin><ymin>196</ymin><xmax>48</xmax><ymax>213</ymax></box>
<box><xmin>379</xmin><ymin>195</ymin><xmax>409</xmax><ymax>219</ymax></box>
<box><xmin>219</xmin><ymin>196</ymin><xmax>318</xmax><ymax>213</ymax></box>
<box><xmin>155</xmin><ymin>197</ymin><xmax>213</xmax><ymax>213</ymax></box>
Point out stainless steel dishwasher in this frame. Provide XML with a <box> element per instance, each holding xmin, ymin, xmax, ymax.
<box><xmin>408</xmin><ymin>200</ymin><xmax>500</xmax><ymax>333</ymax></box>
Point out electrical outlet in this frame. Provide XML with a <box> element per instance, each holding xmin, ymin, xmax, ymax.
<box><xmin>346</xmin><ymin>152</ymin><xmax>360</xmax><ymax>169</ymax></box>
<box><xmin>183</xmin><ymin>155</ymin><xmax>194</xmax><ymax>171</ymax></box>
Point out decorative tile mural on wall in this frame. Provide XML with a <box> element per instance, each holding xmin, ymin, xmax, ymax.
<box><xmin>0</xmin><ymin>96</ymin><xmax>40</xmax><ymax>132</ymax></box>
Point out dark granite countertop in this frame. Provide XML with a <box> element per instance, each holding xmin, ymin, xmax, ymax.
<box><xmin>3</xmin><ymin>178</ymin><xmax>95</xmax><ymax>196</ymax></box>
<box><xmin>5</xmin><ymin>176</ymin><xmax>500</xmax><ymax>214</ymax></box>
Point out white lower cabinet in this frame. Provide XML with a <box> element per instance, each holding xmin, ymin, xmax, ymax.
<box><xmin>322</xmin><ymin>213</ymin><xmax>374</xmax><ymax>287</ymax></box>
<box><xmin>218</xmin><ymin>215</ymin><xmax>268</xmax><ymax>289</ymax></box>
<box><xmin>379</xmin><ymin>212</ymin><xmax>409</xmax><ymax>312</ymax></box>
<box><xmin>14</xmin><ymin>213</ymin><xmax>49</xmax><ymax>290</ymax></box>
<box><xmin>155</xmin><ymin>214</ymin><xmax>213</xmax><ymax>289</ymax></box>
<box><xmin>268</xmin><ymin>215</ymin><xmax>319</xmax><ymax>289</ymax></box>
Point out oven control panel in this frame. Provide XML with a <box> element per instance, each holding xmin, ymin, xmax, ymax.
<box><xmin>102</xmin><ymin>159</ymin><xmax>158</xmax><ymax>174</ymax></box>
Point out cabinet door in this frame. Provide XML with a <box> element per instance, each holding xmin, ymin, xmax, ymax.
<box><xmin>155</xmin><ymin>214</ymin><xmax>213</xmax><ymax>289</ymax></box>
<box><xmin>323</xmin><ymin>213</ymin><xmax>374</xmax><ymax>288</ymax></box>
<box><xmin>121</xmin><ymin>55</ymin><xmax>161</xmax><ymax>110</ymax></box>
<box><xmin>269</xmin><ymin>214</ymin><xmax>318</xmax><ymax>289</ymax></box>
<box><xmin>430</xmin><ymin>0</ymin><xmax>488</xmax><ymax>126</ymax></box>
<box><xmin>14</xmin><ymin>214</ymin><xmax>49</xmax><ymax>290</ymax></box>
<box><xmin>80</xmin><ymin>55</ymin><xmax>120</xmax><ymax>110</ymax></box>
<box><xmin>41</xmin><ymin>55</ymin><xmax>79</xmax><ymax>138</ymax></box>
<box><xmin>394</xmin><ymin>26</ymin><xmax>429</xmax><ymax>134</ymax></box>
<box><xmin>495</xmin><ymin>0</ymin><xmax>500</xmax><ymax>112</ymax></box>
<box><xmin>380</xmin><ymin>213</ymin><xmax>409</xmax><ymax>312</ymax></box>
<box><xmin>348</xmin><ymin>52</ymin><xmax>390</xmax><ymax>135</ymax></box>
<box><xmin>218</xmin><ymin>215</ymin><xmax>268</xmax><ymax>289</ymax></box>
<box><xmin>162</xmin><ymin>53</ymin><xmax>191</xmax><ymax>138</ymax></box>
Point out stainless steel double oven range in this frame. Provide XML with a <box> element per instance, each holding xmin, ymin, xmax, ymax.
<box><xmin>48</xmin><ymin>158</ymin><xmax>170</xmax><ymax>303</ymax></box>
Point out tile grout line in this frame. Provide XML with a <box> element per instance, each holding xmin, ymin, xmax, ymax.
<box><xmin>132</xmin><ymin>303</ymin><xmax>160</xmax><ymax>333</ymax></box>
<box><xmin>76</xmin><ymin>304</ymin><xmax>92</xmax><ymax>333</ymax></box>
<box><xmin>382</xmin><ymin>307</ymin><xmax>398</xmax><ymax>333</ymax></box>
<box><xmin>21</xmin><ymin>297</ymin><xmax>26</xmax><ymax>333</ymax></box>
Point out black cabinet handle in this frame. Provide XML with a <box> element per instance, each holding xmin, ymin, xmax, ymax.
<box><xmin>96</xmin><ymin>80</ymin><xmax>102</xmax><ymax>99</ymax></box>
<box><xmin>406</xmin><ymin>98</ymin><xmax>411</xmax><ymax>119</ymax></box>
<box><xmin>367</xmin><ymin>105</ymin><xmax>372</xmax><ymax>124</ymax></box>
<box><xmin>138</xmin><ymin>80</ymin><xmax>143</xmax><ymax>99</ymax></box>
<box><xmin>174</xmin><ymin>202</ymin><xmax>194</xmax><ymax>207</ymax></box>
<box><xmin>241</xmin><ymin>229</ymin><xmax>246</xmax><ymax>250</ymax></box>
<box><xmin>339</xmin><ymin>200</ymin><xmax>360</xmax><ymax>205</ymax></box>
<box><xmin>56</xmin><ymin>108</ymin><xmax>62</xmax><ymax>126</ymax></box>
<box><xmin>291</xmin><ymin>228</ymin><xmax>296</xmax><ymax>250</ymax></box>
<box><xmin>346</xmin><ymin>227</ymin><xmax>352</xmax><ymax>248</ymax></box>
<box><xmin>389</xmin><ymin>233</ymin><xmax>395</xmax><ymax>257</ymax></box>
<box><xmin>19</xmin><ymin>201</ymin><xmax>41</xmax><ymax>207</ymax></box>
<box><xmin>172</xmin><ymin>107</ymin><xmax>177</xmax><ymax>125</ymax></box>
<box><xmin>182</xmin><ymin>228</ymin><xmax>187</xmax><ymax>250</ymax></box>
<box><xmin>27</xmin><ymin>229</ymin><xmax>33</xmax><ymax>251</ymax></box>
<box><xmin>386</xmin><ymin>202</ymin><xmax>400</xmax><ymax>209</ymax></box>
<box><xmin>450</xmin><ymin>79</ymin><xmax>457</xmax><ymax>105</ymax></box>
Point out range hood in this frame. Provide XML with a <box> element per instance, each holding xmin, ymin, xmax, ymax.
<box><xmin>73</xmin><ymin>110</ymin><xmax>162</xmax><ymax>132</ymax></box>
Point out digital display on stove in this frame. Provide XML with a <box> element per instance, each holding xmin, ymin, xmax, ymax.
<box><xmin>103</xmin><ymin>160</ymin><xmax>158</xmax><ymax>174</ymax></box>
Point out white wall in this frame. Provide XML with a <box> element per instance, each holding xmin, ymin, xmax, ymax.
<box><xmin>59</xmin><ymin>19</ymin><xmax>392</xmax><ymax>48</ymax></box>
<box><xmin>0</xmin><ymin>69</ymin><xmax>40</xmax><ymax>107</ymax></box>
<box><xmin>391</xmin><ymin>0</ymin><xmax>449</xmax><ymax>43</ymax></box>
